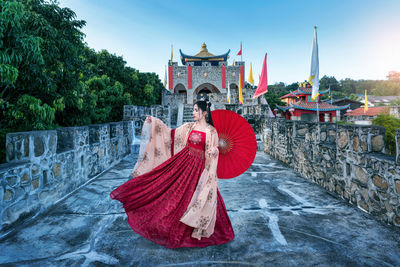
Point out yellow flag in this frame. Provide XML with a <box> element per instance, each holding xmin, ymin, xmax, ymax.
<box><xmin>239</xmin><ymin>73</ymin><xmax>244</xmax><ymax>105</ymax></box>
<box><xmin>170</xmin><ymin>45</ymin><xmax>173</xmax><ymax>64</ymax></box>
<box><xmin>232</xmin><ymin>59</ymin><xmax>235</xmax><ymax>66</ymax></box>
<box><xmin>227</xmin><ymin>82</ymin><xmax>231</xmax><ymax>104</ymax></box>
<box><xmin>364</xmin><ymin>90</ymin><xmax>368</xmax><ymax>113</ymax></box>
<box><xmin>248</xmin><ymin>63</ymin><xmax>254</xmax><ymax>86</ymax></box>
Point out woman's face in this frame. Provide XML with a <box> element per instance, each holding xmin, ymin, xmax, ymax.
<box><xmin>193</xmin><ymin>104</ymin><xmax>206</xmax><ymax>121</ymax></box>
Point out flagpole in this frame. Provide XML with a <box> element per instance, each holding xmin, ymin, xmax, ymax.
<box><xmin>241</xmin><ymin>41</ymin><xmax>243</xmax><ymax>62</ymax></box>
<box><xmin>317</xmin><ymin>96</ymin><xmax>320</xmax><ymax>122</ymax></box>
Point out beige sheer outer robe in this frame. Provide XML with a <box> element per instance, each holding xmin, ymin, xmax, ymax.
<box><xmin>131</xmin><ymin>116</ymin><xmax>220</xmax><ymax>240</ymax></box>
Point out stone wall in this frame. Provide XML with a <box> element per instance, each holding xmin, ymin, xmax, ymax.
<box><xmin>0</xmin><ymin>121</ymin><xmax>134</xmax><ymax>233</ymax></box>
<box><xmin>162</xmin><ymin>91</ymin><xmax>186</xmax><ymax>108</ymax></box>
<box><xmin>170</xmin><ymin>61</ymin><xmax>243</xmax><ymax>103</ymax></box>
<box><xmin>123</xmin><ymin>105</ymin><xmax>171</xmax><ymax>126</ymax></box>
<box><xmin>262</xmin><ymin>118</ymin><xmax>400</xmax><ymax>228</ymax></box>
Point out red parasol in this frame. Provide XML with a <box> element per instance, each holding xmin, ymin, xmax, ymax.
<box><xmin>211</xmin><ymin>109</ymin><xmax>257</xmax><ymax>179</ymax></box>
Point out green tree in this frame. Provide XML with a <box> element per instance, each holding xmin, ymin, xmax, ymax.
<box><xmin>320</xmin><ymin>75</ymin><xmax>341</xmax><ymax>91</ymax></box>
<box><xmin>0</xmin><ymin>0</ymin><xmax>164</xmax><ymax>163</ymax></box>
<box><xmin>3</xmin><ymin>94</ymin><xmax>55</xmax><ymax>130</ymax></box>
<box><xmin>349</xmin><ymin>93</ymin><xmax>358</xmax><ymax>101</ymax></box>
<box><xmin>264</xmin><ymin>93</ymin><xmax>285</xmax><ymax>111</ymax></box>
<box><xmin>340</xmin><ymin>78</ymin><xmax>357</xmax><ymax>95</ymax></box>
<box><xmin>268</xmin><ymin>82</ymin><xmax>287</xmax><ymax>95</ymax></box>
<box><xmin>372</xmin><ymin>114</ymin><xmax>400</xmax><ymax>155</ymax></box>
<box><xmin>84</xmin><ymin>75</ymin><xmax>132</xmax><ymax>123</ymax></box>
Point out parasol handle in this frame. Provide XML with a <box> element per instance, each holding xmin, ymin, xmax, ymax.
<box><xmin>218</xmin><ymin>134</ymin><xmax>233</xmax><ymax>154</ymax></box>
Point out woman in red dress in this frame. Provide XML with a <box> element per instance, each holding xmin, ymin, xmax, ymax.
<box><xmin>110</xmin><ymin>100</ymin><xmax>234</xmax><ymax>248</ymax></box>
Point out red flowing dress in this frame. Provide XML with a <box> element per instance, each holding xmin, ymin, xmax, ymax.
<box><xmin>110</xmin><ymin>130</ymin><xmax>235</xmax><ymax>248</ymax></box>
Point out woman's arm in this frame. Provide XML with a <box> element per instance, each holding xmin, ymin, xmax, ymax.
<box><xmin>131</xmin><ymin>115</ymin><xmax>172</xmax><ymax>178</ymax></box>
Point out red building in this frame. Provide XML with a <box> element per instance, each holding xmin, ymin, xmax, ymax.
<box><xmin>276</xmin><ymin>86</ymin><xmax>350</xmax><ymax>122</ymax></box>
<box><xmin>344</xmin><ymin>106</ymin><xmax>389</xmax><ymax>124</ymax></box>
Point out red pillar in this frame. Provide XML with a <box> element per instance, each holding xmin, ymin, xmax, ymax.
<box><xmin>240</xmin><ymin>65</ymin><xmax>244</xmax><ymax>88</ymax></box>
<box><xmin>221</xmin><ymin>65</ymin><xmax>226</xmax><ymax>89</ymax></box>
<box><xmin>168</xmin><ymin>66</ymin><xmax>173</xmax><ymax>90</ymax></box>
<box><xmin>188</xmin><ymin>66</ymin><xmax>192</xmax><ymax>89</ymax></box>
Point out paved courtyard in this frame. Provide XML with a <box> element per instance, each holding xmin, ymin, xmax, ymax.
<box><xmin>0</xmin><ymin>152</ymin><xmax>399</xmax><ymax>266</ymax></box>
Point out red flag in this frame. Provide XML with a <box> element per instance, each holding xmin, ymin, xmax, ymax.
<box><xmin>252</xmin><ymin>53</ymin><xmax>268</xmax><ymax>98</ymax></box>
<box><xmin>237</xmin><ymin>41</ymin><xmax>242</xmax><ymax>56</ymax></box>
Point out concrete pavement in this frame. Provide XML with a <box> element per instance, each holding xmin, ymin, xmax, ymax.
<box><xmin>0</xmin><ymin>152</ymin><xmax>399</xmax><ymax>266</ymax></box>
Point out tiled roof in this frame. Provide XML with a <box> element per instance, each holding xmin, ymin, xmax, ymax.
<box><xmin>297</xmin><ymin>87</ymin><xmax>330</xmax><ymax>95</ymax></box>
<box><xmin>344</xmin><ymin>106</ymin><xmax>389</xmax><ymax>116</ymax></box>
<box><xmin>330</xmin><ymin>98</ymin><xmax>363</xmax><ymax>104</ymax></box>
<box><xmin>280</xmin><ymin>88</ymin><xmax>330</xmax><ymax>99</ymax></box>
<box><xmin>276</xmin><ymin>100</ymin><xmax>350</xmax><ymax>112</ymax></box>
<box><xmin>297</xmin><ymin>87</ymin><xmax>312</xmax><ymax>93</ymax></box>
<box><xmin>280</xmin><ymin>91</ymin><xmax>299</xmax><ymax>99</ymax></box>
<box><xmin>291</xmin><ymin>100</ymin><xmax>350</xmax><ymax>111</ymax></box>
<box><xmin>276</xmin><ymin>104</ymin><xmax>291</xmax><ymax>111</ymax></box>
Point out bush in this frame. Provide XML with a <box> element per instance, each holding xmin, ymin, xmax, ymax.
<box><xmin>337</xmin><ymin>121</ymin><xmax>353</xmax><ymax>125</ymax></box>
<box><xmin>372</xmin><ymin>114</ymin><xmax>400</xmax><ymax>155</ymax></box>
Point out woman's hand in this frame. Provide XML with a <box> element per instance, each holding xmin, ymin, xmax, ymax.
<box><xmin>145</xmin><ymin>115</ymin><xmax>152</xmax><ymax>123</ymax></box>
<box><xmin>207</xmin><ymin>146</ymin><xmax>219</xmax><ymax>158</ymax></box>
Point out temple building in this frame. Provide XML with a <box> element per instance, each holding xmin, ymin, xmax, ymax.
<box><xmin>276</xmin><ymin>86</ymin><xmax>350</xmax><ymax>122</ymax></box>
<box><xmin>137</xmin><ymin>43</ymin><xmax>274</xmax><ymax>127</ymax></box>
<box><xmin>167</xmin><ymin>43</ymin><xmax>245</xmax><ymax>104</ymax></box>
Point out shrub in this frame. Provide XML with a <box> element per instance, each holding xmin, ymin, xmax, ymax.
<box><xmin>372</xmin><ymin>114</ymin><xmax>400</xmax><ymax>155</ymax></box>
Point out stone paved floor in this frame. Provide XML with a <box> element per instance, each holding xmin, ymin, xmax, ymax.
<box><xmin>1</xmin><ymin>152</ymin><xmax>400</xmax><ymax>267</ymax></box>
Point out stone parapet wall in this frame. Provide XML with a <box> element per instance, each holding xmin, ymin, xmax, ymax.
<box><xmin>0</xmin><ymin>121</ymin><xmax>133</xmax><ymax>232</ymax></box>
<box><xmin>225</xmin><ymin>103</ymin><xmax>271</xmax><ymax>116</ymax></box>
<box><xmin>262</xmin><ymin>118</ymin><xmax>400</xmax><ymax>228</ymax></box>
<box><xmin>396</xmin><ymin>129</ymin><xmax>400</xmax><ymax>164</ymax></box>
<box><xmin>123</xmin><ymin>105</ymin><xmax>171</xmax><ymax>126</ymax></box>
<box><xmin>162</xmin><ymin>91</ymin><xmax>187</xmax><ymax>108</ymax></box>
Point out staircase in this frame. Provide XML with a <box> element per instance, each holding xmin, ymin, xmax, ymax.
<box><xmin>182</xmin><ymin>105</ymin><xmax>194</xmax><ymax>123</ymax></box>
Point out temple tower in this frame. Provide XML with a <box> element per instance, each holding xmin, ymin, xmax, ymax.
<box><xmin>168</xmin><ymin>43</ymin><xmax>245</xmax><ymax>104</ymax></box>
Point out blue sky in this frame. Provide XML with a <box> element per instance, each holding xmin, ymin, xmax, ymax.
<box><xmin>59</xmin><ymin>0</ymin><xmax>400</xmax><ymax>85</ymax></box>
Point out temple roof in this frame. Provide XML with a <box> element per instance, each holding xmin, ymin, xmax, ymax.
<box><xmin>344</xmin><ymin>106</ymin><xmax>388</xmax><ymax>116</ymax></box>
<box><xmin>277</xmin><ymin>99</ymin><xmax>350</xmax><ymax>112</ymax></box>
<box><xmin>280</xmin><ymin>87</ymin><xmax>330</xmax><ymax>99</ymax></box>
<box><xmin>180</xmin><ymin>43</ymin><xmax>230</xmax><ymax>66</ymax></box>
<box><xmin>194</xmin><ymin>43</ymin><xmax>216</xmax><ymax>57</ymax></box>
<box><xmin>280</xmin><ymin>91</ymin><xmax>299</xmax><ymax>99</ymax></box>
<box><xmin>296</xmin><ymin>87</ymin><xmax>330</xmax><ymax>95</ymax></box>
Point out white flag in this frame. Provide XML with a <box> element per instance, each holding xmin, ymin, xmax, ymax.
<box><xmin>163</xmin><ymin>65</ymin><xmax>168</xmax><ymax>89</ymax></box>
<box><xmin>309</xmin><ymin>26</ymin><xmax>319</xmax><ymax>101</ymax></box>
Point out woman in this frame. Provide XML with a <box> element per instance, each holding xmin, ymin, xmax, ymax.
<box><xmin>110</xmin><ymin>100</ymin><xmax>234</xmax><ymax>248</ymax></box>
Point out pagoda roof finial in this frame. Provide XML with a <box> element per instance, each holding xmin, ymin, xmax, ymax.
<box><xmin>179</xmin><ymin>44</ymin><xmax>231</xmax><ymax>66</ymax></box>
<box><xmin>195</xmin><ymin>43</ymin><xmax>215</xmax><ymax>57</ymax></box>
<box><xmin>200</xmin><ymin>43</ymin><xmax>208</xmax><ymax>53</ymax></box>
